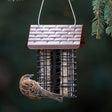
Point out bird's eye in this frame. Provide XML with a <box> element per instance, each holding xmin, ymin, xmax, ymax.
<box><xmin>30</xmin><ymin>84</ymin><xmax>33</xmax><ymax>87</ymax></box>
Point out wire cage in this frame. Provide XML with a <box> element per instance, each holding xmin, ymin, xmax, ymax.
<box><xmin>37</xmin><ymin>49</ymin><xmax>77</xmax><ymax>98</ymax></box>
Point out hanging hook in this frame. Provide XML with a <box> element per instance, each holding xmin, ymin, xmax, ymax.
<box><xmin>38</xmin><ymin>0</ymin><xmax>45</xmax><ymax>25</ymax></box>
<box><xmin>38</xmin><ymin>0</ymin><xmax>77</xmax><ymax>25</ymax></box>
<box><xmin>68</xmin><ymin>0</ymin><xmax>76</xmax><ymax>25</ymax></box>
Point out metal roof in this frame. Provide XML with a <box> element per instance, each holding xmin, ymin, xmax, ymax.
<box><xmin>27</xmin><ymin>25</ymin><xmax>85</xmax><ymax>49</ymax></box>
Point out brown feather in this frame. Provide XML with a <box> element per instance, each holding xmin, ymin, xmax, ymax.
<box><xmin>19</xmin><ymin>74</ymin><xmax>63</xmax><ymax>102</ymax></box>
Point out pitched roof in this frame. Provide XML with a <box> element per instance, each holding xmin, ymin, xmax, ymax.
<box><xmin>27</xmin><ymin>25</ymin><xmax>85</xmax><ymax>49</ymax></box>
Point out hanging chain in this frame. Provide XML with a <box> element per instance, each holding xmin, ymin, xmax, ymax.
<box><xmin>38</xmin><ymin>0</ymin><xmax>77</xmax><ymax>25</ymax></box>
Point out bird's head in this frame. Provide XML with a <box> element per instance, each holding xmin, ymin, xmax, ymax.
<box><xmin>19</xmin><ymin>74</ymin><xmax>34</xmax><ymax>97</ymax></box>
<box><xmin>23</xmin><ymin>74</ymin><xmax>34</xmax><ymax>80</ymax></box>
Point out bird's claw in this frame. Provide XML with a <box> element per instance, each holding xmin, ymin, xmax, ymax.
<box><xmin>29</xmin><ymin>74</ymin><xmax>34</xmax><ymax>78</ymax></box>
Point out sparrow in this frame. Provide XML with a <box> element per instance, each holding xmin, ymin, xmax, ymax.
<box><xmin>19</xmin><ymin>74</ymin><xmax>63</xmax><ymax>102</ymax></box>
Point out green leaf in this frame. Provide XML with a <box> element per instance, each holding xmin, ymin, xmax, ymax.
<box><xmin>92</xmin><ymin>0</ymin><xmax>112</xmax><ymax>38</ymax></box>
<box><xmin>106</xmin><ymin>26</ymin><xmax>112</xmax><ymax>36</ymax></box>
<box><xmin>92</xmin><ymin>20</ymin><xmax>97</xmax><ymax>35</ymax></box>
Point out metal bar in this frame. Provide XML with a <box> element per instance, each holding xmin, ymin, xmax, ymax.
<box><xmin>67</xmin><ymin>50</ymin><xmax>69</xmax><ymax>96</ymax></box>
<box><xmin>70</xmin><ymin>50</ymin><xmax>74</xmax><ymax>97</ymax></box>
<box><xmin>71</xmin><ymin>50</ymin><xmax>74</xmax><ymax>97</ymax></box>
<box><xmin>39</xmin><ymin>50</ymin><xmax>45</xmax><ymax>89</ymax></box>
<box><xmin>56</xmin><ymin>50</ymin><xmax>60</xmax><ymax>93</ymax></box>
<box><xmin>52</xmin><ymin>50</ymin><xmax>57</xmax><ymax>93</ymax></box>
<box><xmin>60</xmin><ymin>50</ymin><xmax>68</xmax><ymax>96</ymax></box>
<box><xmin>74</xmin><ymin>49</ymin><xmax>77</xmax><ymax>97</ymax></box>
<box><xmin>43</xmin><ymin>50</ymin><xmax>45</xmax><ymax>89</ymax></box>
<box><xmin>46</xmin><ymin>50</ymin><xmax>51</xmax><ymax>91</ymax></box>
<box><xmin>37</xmin><ymin>50</ymin><xmax>40</xmax><ymax>81</ymax></box>
<box><xmin>37</xmin><ymin>48</ymin><xmax>77</xmax><ymax>98</ymax></box>
<box><xmin>45</xmin><ymin>50</ymin><xmax>47</xmax><ymax>90</ymax></box>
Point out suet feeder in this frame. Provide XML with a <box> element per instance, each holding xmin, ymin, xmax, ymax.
<box><xmin>27</xmin><ymin>0</ymin><xmax>85</xmax><ymax>98</ymax></box>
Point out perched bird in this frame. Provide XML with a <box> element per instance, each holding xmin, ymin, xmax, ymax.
<box><xmin>19</xmin><ymin>74</ymin><xmax>63</xmax><ymax>102</ymax></box>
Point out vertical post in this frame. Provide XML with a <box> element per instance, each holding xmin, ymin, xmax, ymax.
<box><xmin>56</xmin><ymin>50</ymin><xmax>60</xmax><ymax>93</ymax></box>
<box><xmin>39</xmin><ymin>50</ymin><xmax>51</xmax><ymax>91</ymax></box>
<box><xmin>51</xmin><ymin>50</ymin><xmax>60</xmax><ymax>93</ymax></box>
<box><xmin>39</xmin><ymin>50</ymin><xmax>45</xmax><ymax>88</ymax></box>
<box><xmin>52</xmin><ymin>50</ymin><xmax>57</xmax><ymax>93</ymax></box>
<box><xmin>37</xmin><ymin>50</ymin><xmax>40</xmax><ymax>81</ymax></box>
<box><xmin>72</xmin><ymin>50</ymin><xmax>75</xmax><ymax>97</ymax></box>
<box><xmin>60</xmin><ymin>50</ymin><xmax>68</xmax><ymax>96</ymax></box>
<box><xmin>46</xmin><ymin>50</ymin><xmax>51</xmax><ymax>91</ymax></box>
<box><xmin>68</xmin><ymin>50</ymin><xmax>74</xmax><ymax>97</ymax></box>
<box><xmin>74</xmin><ymin>50</ymin><xmax>77</xmax><ymax>97</ymax></box>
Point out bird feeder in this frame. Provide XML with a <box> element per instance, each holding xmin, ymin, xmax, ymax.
<box><xmin>27</xmin><ymin>0</ymin><xmax>85</xmax><ymax>98</ymax></box>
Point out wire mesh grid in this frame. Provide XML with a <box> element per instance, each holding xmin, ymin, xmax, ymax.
<box><xmin>37</xmin><ymin>49</ymin><xmax>77</xmax><ymax>98</ymax></box>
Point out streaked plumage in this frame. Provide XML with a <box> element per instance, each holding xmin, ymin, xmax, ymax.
<box><xmin>19</xmin><ymin>74</ymin><xmax>63</xmax><ymax>102</ymax></box>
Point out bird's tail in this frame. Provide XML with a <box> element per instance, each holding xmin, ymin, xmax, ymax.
<box><xmin>39</xmin><ymin>84</ymin><xmax>63</xmax><ymax>102</ymax></box>
<box><xmin>49</xmin><ymin>92</ymin><xmax>63</xmax><ymax>102</ymax></box>
<box><xmin>41</xmin><ymin>88</ymin><xmax>63</xmax><ymax>102</ymax></box>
